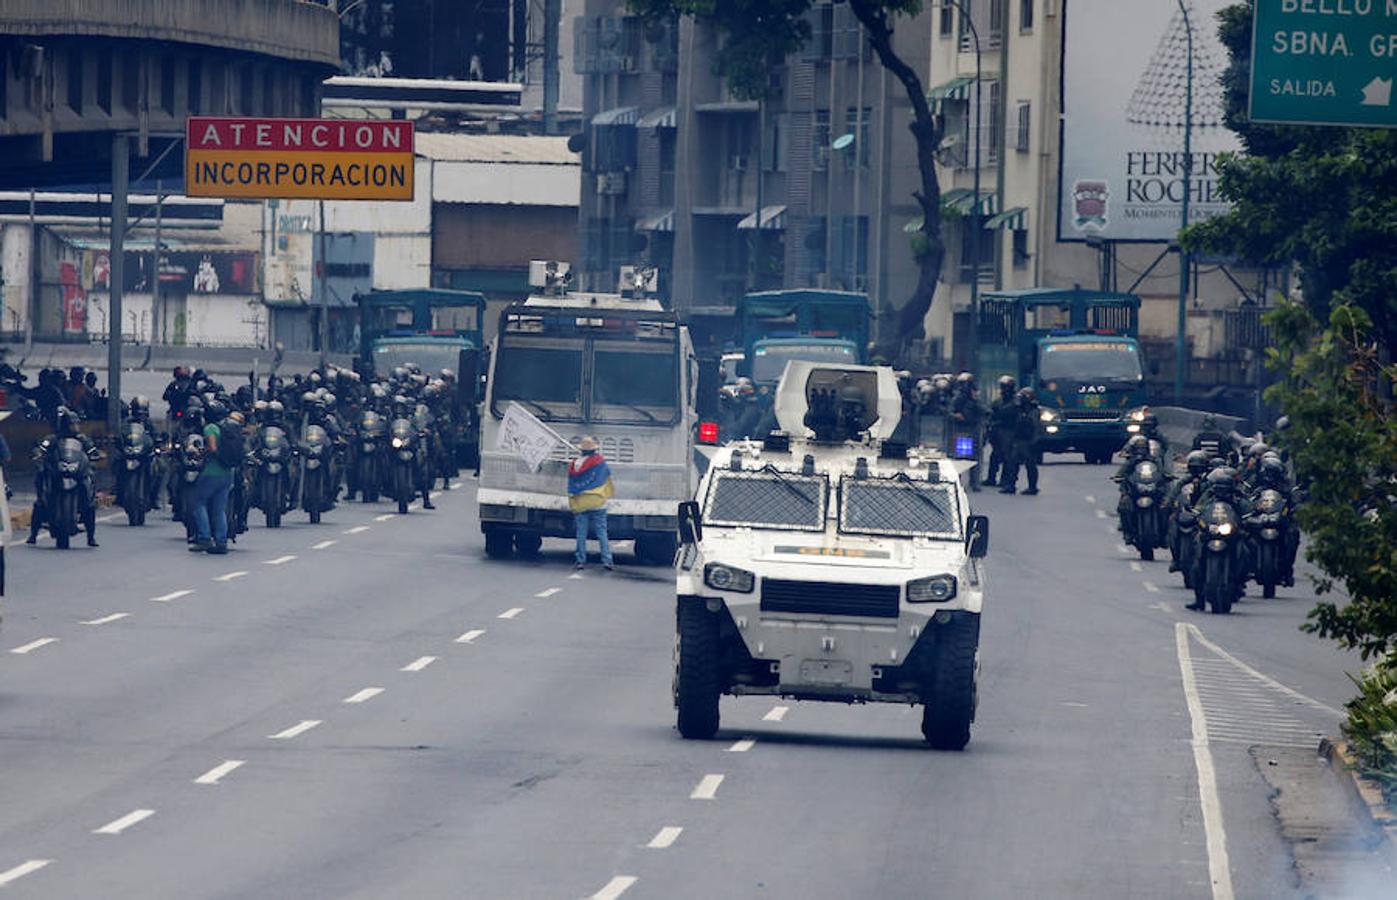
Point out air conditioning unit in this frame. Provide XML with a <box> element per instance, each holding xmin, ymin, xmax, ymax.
<box><xmin>529</xmin><ymin>260</ymin><xmax>572</xmax><ymax>289</ymax></box>
<box><xmin>617</xmin><ymin>265</ymin><xmax>660</xmax><ymax>296</ymax></box>
<box><xmin>596</xmin><ymin>172</ymin><xmax>627</xmax><ymax>195</ymax></box>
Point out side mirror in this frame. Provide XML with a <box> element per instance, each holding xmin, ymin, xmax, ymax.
<box><xmin>677</xmin><ymin>500</ymin><xmax>703</xmax><ymax>546</ymax></box>
<box><xmin>966</xmin><ymin>514</ymin><xmax>989</xmax><ymax>558</ymax></box>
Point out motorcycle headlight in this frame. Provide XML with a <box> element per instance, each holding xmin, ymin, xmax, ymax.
<box><xmin>907</xmin><ymin>574</ymin><xmax>958</xmax><ymax>604</ymax></box>
<box><xmin>306</xmin><ymin>458</ymin><xmax>321</xmax><ymax>469</ymax></box>
<box><xmin>1257</xmin><ymin>492</ymin><xmax>1283</xmax><ymax>513</ymax></box>
<box><xmin>1126</xmin><ymin>423</ymin><xmax>1141</xmax><ymax>434</ymax></box>
<box><xmin>1136</xmin><ymin>462</ymin><xmax>1158</xmax><ymax>480</ymax></box>
<box><xmin>704</xmin><ymin>562</ymin><xmax>755</xmax><ymax>594</ymax></box>
<box><xmin>1039</xmin><ymin>409</ymin><xmax>1059</xmax><ymax>423</ymax></box>
<box><xmin>1212</xmin><ymin>521</ymin><xmax>1234</xmax><ymax>536</ymax></box>
<box><xmin>1136</xmin><ymin>496</ymin><xmax>1155</xmax><ymax>508</ymax></box>
<box><xmin>391</xmin><ymin>437</ymin><xmax>405</xmax><ymax>449</ymax></box>
<box><xmin>1127</xmin><ymin>408</ymin><xmax>1148</xmax><ymax>422</ymax></box>
<box><xmin>1260</xmin><ymin>527</ymin><xmax>1279</xmax><ymax>540</ymax></box>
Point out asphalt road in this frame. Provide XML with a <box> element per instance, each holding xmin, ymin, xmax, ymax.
<box><xmin>0</xmin><ymin>460</ymin><xmax>1373</xmax><ymax>899</ymax></box>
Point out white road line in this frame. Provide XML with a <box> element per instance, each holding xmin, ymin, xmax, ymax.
<box><xmin>1175</xmin><ymin>623</ymin><xmax>1235</xmax><ymax>900</ymax></box>
<box><xmin>1187</xmin><ymin>625</ymin><xmax>1343</xmax><ymax>717</ymax></box>
<box><xmin>263</xmin><ymin>555</ymin><xmax>297</xmax><ymax>566</ymax></box>
<box><xmin>535</xmin><ymin>587</ymin><xmax>561</xmax><ymax>598</ymax></box>
<box><xmin>1150</xmin><ymin>601</ymin><xmax>1172</xmax><ymax>613</ymax></box>
<box><xmin>590</xmin><ymin>876</ymin><xmax>638</xmax><ymax>900</ymax></box>
<box><xmin>455</xmin><ymin>629</ymin><xmax>486</xmax><ymax>644</ymax></box>
<box><xmin>763</xmin><ymin>705</ymin><xmax>789</xmax><ymax>722</ymax></box>
<box><xmin>81</xmin><ymin>612</ymin><xmax>131</xmax><ymax>626</ymax></box>
<box><xmin>1143</xmin><ymin>581</ymin><xmax>1160</xmax><ymax>593</ymax></box>
<box><xmin>0</xmin><ymin>860</ymin><xmax>52</xmax><ymax>887</ymax></box>
<box><xmin>646</xmin><ymin>826</ymin><xmax>683</xmax><ymax>849</ymax></box>
<box><xmin>690</xmin><ymin>773</ymin><xmax>724</xmax><ymax>800</ymax></box>
<box><xmin>96</xmin><ymin>512</ymin><xmax>122</xmax><ymax>523</ymax></box>
<box><xmin>498</xmin><ymin>607</ymin><xmax>524</xmax><ymax>620</ymax></box>
<box><xmin>726</xmin><ymin>738</ymin><xmax>756</xmax><ymax>753</ymax></box>
<box><xmin>213</xmin><ymin>570</ymin><xmax>247</xmax><ymax>582</ymax></box>
<box><xmin>93</xmin><ymin>809</ymin><xmax>155</xmax><ymax>835</ymax></box>
<box><xmin>343</xmin><ymin>687</ymin><xmax>384</xmax><ymax>704</ymax></box>
<box><xmin>194</xmin><ymin>760</ymin><xmax>244</xmax><ymax>785</ymax></box>
<box><xmin>401</xmin><ymin>655</ymin><xmax>437</xmax><ymax>672</ymax></box>
<box><xmin>10</xmin><ymin>638</ymin><xmax>58</xmax><ymax>655</ymax></box>
<box><xmin>449</xmin><ymin>482</ymin><xmax>463</xmax><ymax>490</ymax></box>
<box><xmin>343</xmin><ymin>525</ymin><xmax>370</xmax><ymax>535</ymax></box>
<box><xmin>374</xmin><ymin>514</ymin><xmax>396</xmax><ymax>522</ymax></box>
<box><xmin>149</xmin><ymin>589</ymin><xmax>194</xmax><ymax>603</ymax></box>
<box><xmin>1085</xmin><ymin>494</ymin><xmax>1097</xmax><ymax>504</ymax></box>
<box><xmin>311</xmin><ymin>539</ymin><xmax>337</xmax><ymax>550</ymax></box>
<box><xmin>1117</xmin><ymin>543</ymin><xmax>1133</xmax><ymax>555</ymax></box>
<box><xmin>568</xmin><ymin>572</ymin><xmax>584</xmax><ymax>580</ymax></box>
<box><xmin>268</xmin><ymin>719</ymin><xmax>322</xmax><ymax>740</ymax></box>
<box><xmin>1129</xmin><ymin>561</ymin><xmax>1143</xmax><ymax>573</ymax></box>
<box><xmin>1095</xmin><ymin>508</ymin><xmax>1107</xmax><ymax>519</ymax></box>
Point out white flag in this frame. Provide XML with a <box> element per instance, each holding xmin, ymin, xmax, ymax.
<box><xmin>496</xmin><ymin>403</ymin><xmax>567</xmax><ymax>473</ymax></box>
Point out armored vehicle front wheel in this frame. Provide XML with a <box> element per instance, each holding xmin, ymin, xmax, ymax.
<box><xmin>514</xmin><ymin>532</ymin><xmax>542</xmax><ymax>558</ymax></box>
<box><xmin>484</xmin><ymin>528</ymin><xmax>514</xmax><ymax>559</ymax></box>
<box><xmin>921</xmin><ymin>616</ymin><xmax>979</xmax><ymax>751</ymax></box>
<box><xmin>676</xmin><ymin>597</ymin><xmax>721</xmax><ymax>740</ymax></box>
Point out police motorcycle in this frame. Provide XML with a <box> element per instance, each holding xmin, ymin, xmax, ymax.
<box><xmin>175</xmin><ymin>433</ymin><xmax>208</xmax><ymax>543</ymax></box>
<box><xmin>113</xmin><ymin>398</ymin><xmax>160</xmax><ymax>526</ymax></box>
<box><xmin>411</xmin><ymin>403</ymin><xmax>439</xmax><ymax>508</ymax></box>
<box><xmin>387</xmin><ymin>397</ymin><xmax>419</xmax><ymax>515</ymax></box>
<box><xmin>1167</xmin><ymin>450</ymin><xmax>1212</xmax><ymax>586</ymax></box>
<box><xmin>31</xmin><ymin>409</ymin><xmax>101</xmax><ymax>549</ymax></box>
<box><xmin>352</xmin><ymin>406</ymin><xmax>387</xmax><ymax>503</ymax></box>
<box><xmin>1114</xmin><ymin>436</ymin><xmax>1168</xmax><ymax>560</ymax></box>
<box><xmin>248</xmin><ymin>402</ymin><xmax>293</xmax><ymax>528</ymax></box>
<box><xmin>298</xmin><ymin>421</ymin><xmax>334</xmax><ymax>524</ymax></box>
<box><xmin>1244</xmin><ymin>455</ymin><xmax>1296</xmax><ymax>599</ymax></box>
<box><xmin>1189</xmin><ymin>468</ymin><xmax>1248</xmax><ymax>615</ymax></box>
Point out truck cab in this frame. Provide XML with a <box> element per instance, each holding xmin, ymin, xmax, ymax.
<box><xmin>674</xmin><ymin>361</ymin><xmax>989</xmax><ymax>749</ymax></box>
<box><xmin>737</xmin><ymin>290</ymin><xmax>871</xmax><ymax>387</ymax></box>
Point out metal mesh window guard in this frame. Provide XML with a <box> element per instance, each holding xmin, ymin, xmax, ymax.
<box><xmin>840</xmin><ymin>477</ymin><xmax>962</xmax><ymax>539</ymax></box>
<box><xmin>703</xmin><ymin>470</ymin><xmax>827</xmax><ymax>531</ymax></box>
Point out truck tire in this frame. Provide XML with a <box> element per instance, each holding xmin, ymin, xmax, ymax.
<box><xmin>921</xmin><ymin>616</ymin><xmax>979</xmax><ymax>751</ymax></box>
<box><xmin>484</xmin><ymin>528</ymin><xmax>513</xmax><ymax>559</ymax></box>
<box><xmin>635</xmin><ymin>533</ymin><xmax>677</xmax><ymax>566</ymax></box>
<box><xmin>513</xmin><ymin>531</ymin><xmax>542</xmax><ymax>558</ymax></box>
<box><xmin>54</xmin><ymin>493</ymin><xmax>76</xmax><ymax>550</ymax></box>
<box><xmin>676</xmin><ymin>598</ymin><xmax>722</xmax><ymax>740</ymax></box>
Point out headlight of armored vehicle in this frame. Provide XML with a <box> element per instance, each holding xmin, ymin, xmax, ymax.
<box><xmin>1039</xmin><ymin>408</ymin><xmax>1059</xmax><ymax>423</ymax></box>
<box><xmin>704</xmin><ymin>562</ymin><xmax>755</xmax><ymax>594</ymax></box>
<box><xmin>906</xmin><ymin>574</ymin><xmax>958</xmax><ymax>603</ymax></box>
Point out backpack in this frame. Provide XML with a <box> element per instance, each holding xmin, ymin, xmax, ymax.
<box><xmin>216</xmin><ymin>420</ymin><xmax>245</xmax><ymax>468</ymax></box>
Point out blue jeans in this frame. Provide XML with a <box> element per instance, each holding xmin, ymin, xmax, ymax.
<box><xmin>574</xmin><ymin>508</ymin><xmax>612</xmax><ymax>566</ymax></box>
<box><xmin>192</xmin><ymin>472</ymin><xmax>232</xmax><ymax>547</ymax></box>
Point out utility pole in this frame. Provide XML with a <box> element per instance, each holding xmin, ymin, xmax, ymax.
<box><xmin>108</xmin><ymin>134</ymin><xmax>129</xmax><ymax>435</ymax></box>
<box><xmin>542</xmin><ymin>0</ymin><xmax>560</xmax><ymax>134</ymax></box>
<box><xmin>1174</xmin><ymin>0</ymin><xmax>1193</xmax><ymax>405</ymax></box>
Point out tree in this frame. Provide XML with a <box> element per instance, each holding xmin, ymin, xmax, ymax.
<box><xmin>628</xmin><ymin>0</ymin><xmax>945</xmax><ymax>360</ymax></box>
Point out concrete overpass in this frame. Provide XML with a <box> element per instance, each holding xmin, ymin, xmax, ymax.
<box><xmin>0</xmin><ymin>0</ymin><xmax>340</xmax><ymax>189</ymax></box>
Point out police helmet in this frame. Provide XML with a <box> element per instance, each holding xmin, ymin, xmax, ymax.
<box><xmin>956</xmin><ymin>371</ymin><xmax>975</xmax><ymax>385</ymax></box>
<box><xmin>1016</xmin><ymin>386</ymin><xmax>1036</xmax><ymax>403</ymax></box>
<box><xmin>205</xmin><ymin>399</ymin><xmax>228</xmax><ymax>421</ymax></box>
<box><xmin>1185</xmin><ymin>449</ymin><xmax>1210</xmax><ymax>476</ymax></box>
<box><xmin>1206</xmin><ymin>468</ymin><xmax>1236</xmax><ymax>487</ymax></box>
<box><xmin>322</xmin><ymin>392</ymin><xmax>336</xmax><ymax>406</ymax></box>
<box><xmin>441</xmin><ymin>369</ymin><xmax>455</xmax><ymax>380</ymax></box>
<box><xmin>997</xmin><ymin>374</ymin><xmax>1016</xmax><ymax>391</ymax></box>
<box><xmin>302</xmin><ymin>391</ymin><xmax>318</xmax><ymax>406</ymax></box>
<box><xmin>1125</xmin><ymin>434</ymin><xmax>1150</xmax><ymax>456</ymax></box>
<box><xmin>267</xmin><ymin>400</ymin><xmax>285</xmax><ymax>416</ymax></box>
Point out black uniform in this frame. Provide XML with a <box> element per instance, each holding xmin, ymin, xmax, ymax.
<box><xmin>1000</xmin><ymin>397</ymin><xmax>1040</xmax><ymax>494</ymax></box>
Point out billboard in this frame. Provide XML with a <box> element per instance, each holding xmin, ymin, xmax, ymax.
<box><xmin>1059</xmin><ymin>0</ymin><xmax>1244</xmax><ymax>243</ymax></box>
<box><xmin>185</xmin><ymin>117</ymin><xmax>415</xmax><ymax>201</ymax></box>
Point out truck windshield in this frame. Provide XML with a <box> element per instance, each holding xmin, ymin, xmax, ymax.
<box><xmin>591</xmin><ymin>341</ymin><xmax>680</xmax><ymax>425</ymax></box>
<box><xmin>840</xmin><ymin>478</ymin><xmax>962</xmax><ymax>539</ymax></box>
<box><xmin>372</xmin><ymin>343</ymin><xmax>462</xmax><ymax>376</ymax></box>
<box><xmin>703</xmin><ymin>470</ymin><xmax>828</xmax><ymax>531</ymax></box>
<box><xmin>491</xmin><ymin>340</ymin><xmax>585</xmax><ymax>421</ymax></box>
<box><xmin>1038</xmin><ymin>341</ymin><xmax>1143</xmax><ymax>382</ymax></box>
<box><xmin>751</xmin><ymin>343</ymin><xmax>857</xmax><ymax>384</ymax></box>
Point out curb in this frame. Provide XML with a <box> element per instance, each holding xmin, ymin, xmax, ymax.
<box><xmin>1320</xmin><ymin>737</ymin><xmax>1397</xmax><ymax>861</ymax></box>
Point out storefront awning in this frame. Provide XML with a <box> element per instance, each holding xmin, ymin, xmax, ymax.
<box><xmin>636</xmin><ymin>106</ymin><xmax>676</xmax><ymax>130</ymax></box>
<box><xmin>592</xmin><ymin>106</ymin><xmax>639</xmax><ymax>127</ymax></box>
<box><xmin>940</xmin><ymin>188</ymin><xmax>998</xmax><ymax>217</ymax></box>
<box><xmin>983</xmin><ymin>206</ymin><xmax>1028</xmax><ymax>230</ymax></box>
<box><xmin>737</xmin><ymin>205</ymin><xmax>787</xmax><ymax>230</ymax></box>
<box><xmin>928</xmin><ymin>75</ymin><xmax>976</xmax><ymax>102</ymax></box>
<box><xmin>635</xmin><ymin>209</ymin><xmax>675</xmax><ymax>232</ymax></box>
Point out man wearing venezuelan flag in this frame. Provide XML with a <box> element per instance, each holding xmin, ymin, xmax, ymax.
<box><xmin>569</xmin><ymin>436</ymin><xmax>615</xmax><ymax>570</ymax></box>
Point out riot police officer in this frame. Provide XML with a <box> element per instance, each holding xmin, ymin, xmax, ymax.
<box><xmin>983</xmin><ymin>375</ymin><xmax>1016</xmax><ymax>487</ymax></box>
<box><xmin>999</xmin><ymin>387</ymin><xmax>1040</xmax><ymax>495</ymax></box>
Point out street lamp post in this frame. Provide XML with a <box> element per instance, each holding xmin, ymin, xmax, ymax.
<box><xmin>1174</xmin><ymin>0</ymin><xmax>1194</xmax><ymax>405</ymax></box>
<box><xmin>944</xmin><ymin>0</ymin><xmax>983</xmax><ymax>375</ymax></box>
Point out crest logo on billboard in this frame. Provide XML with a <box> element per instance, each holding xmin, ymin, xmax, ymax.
<box><xmin>1072</xmin><ymin>180</ymin><xmax>1109</xmax><ymax>230</ymax></box>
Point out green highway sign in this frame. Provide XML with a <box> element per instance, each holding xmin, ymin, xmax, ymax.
<box><xmin>1249</xmin><ymin>0</ymin><xmax>1397</xmax><ymax>128</ymax></box>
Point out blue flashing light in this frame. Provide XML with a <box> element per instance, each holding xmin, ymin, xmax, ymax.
<box><xmin>954</xmin><ymin>435</ymin><xmax>976</xmax><ymax>458</ymax></box>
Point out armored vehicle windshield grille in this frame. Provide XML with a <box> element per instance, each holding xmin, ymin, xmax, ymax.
<box><xmin>703</xmin><ymin>469</ymin><xmax>827</xmax><ymax>531</ymax></box>
<box><xmin>1063</xmin><ymin>409</ymin><xmax>1121</xmax><ymax>420</ymax></box>
<box><xmin>839</xmin><ymin>477</ymin><xmax>961</xmax><ymax>539</ymax></box>
<box><xmin>761</xmin><ymin>579</ymin><xmax>900</xmax><ymax>618</ymax></box>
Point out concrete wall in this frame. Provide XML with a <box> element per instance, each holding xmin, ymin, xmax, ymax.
<box><xmin>432</xmin><ymin>161</ymin><xmax>581</xmax><ymax>207</ymax></box>
<box><xmin>83</xmin><ymin>291</ymin><xmax>266</xmax><ymax>347</ymax></box>
<box><xmin>1</xmin><ymin>224</ymin><xmax>33</xmax><ymax>334</ymax></box>
<box><xmin>433</xmin><ymin>204</ymin><xmax>580</xmax><ymax>271</ymax></box>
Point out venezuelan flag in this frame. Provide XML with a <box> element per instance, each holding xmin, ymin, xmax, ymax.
<box><xmin>568</xmin><ymin>453</ymin><xmax>615</xmax><ymax>512</ymax></box>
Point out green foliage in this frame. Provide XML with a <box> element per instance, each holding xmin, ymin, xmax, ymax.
<box><xmin>1342</xmin><ymin>657</ymin><xmax>1397</xmax><ymax>805</ymax></box>
<box><xmin>1264</xmin><ymin>299</ymin><xmax>1397</xmax><ymax>660</ymax></box>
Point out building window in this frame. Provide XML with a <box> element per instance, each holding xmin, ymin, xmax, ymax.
<box><xmin>988</xmin><ymin>0</ymin><xmax>1005</xmax><ymax>48</ymax></box>
<box><xmin>960</xmin><ymin>0</ymin><xmax>1003</xmax><ymax>51</ymax></box>
<box><xmin>804</xmin><ymin>4</ymin><xmax>834</xmax><ymax>59</ymax></box>
<box><xmin>812</xmin><ymin>109</ymin><xmax>831</xmax><ymax>171</ymax></box>
<box><xmin>238</xmin><ymin>66</ymin><xmax>254</xmax><ymax>115</ymax></box>
<box><xmin>765</xmin><ymin>113</ymin><xmax>788</xmax><ymax>172</ymax></box>
<box><xmin>844</xmin><ymin>106</ymin><xmax>872</xmax><ymax>169</ymax></box>
<box><xmin>1015</xmin><ymin>101</ymin><xmax>1031</xmax><ymax>153</ymax></box>
<box><xmin>958</xmin><ymin>220</ymin><xmax>992</xmax><ymax>284</ymax></box>
<box><xmin>187</xmin><ymin>60</ymin><xmax>202</xmax><ymax>115</ymax></box>
<box><xmin>67</xmin><ymin>49</ymin><xmax>83</xmax><ymax>112</ymax></box>
<box><xmin>985</xmin><ymin>80</ymin><xmax>1001</xmax><ymax>165</ymax></box>
<box><xmin>1020</xmin><ymin>0</ymin><xmax>1035</xmax><ymax>31</ymax></box>
<box><xmin>161</xmin><ymin>56</ymin><xmax>176</xmax><ymax>115</ymax></box>
<box><xmin>836</xmin><ymin>215</ymin><xmax>869</xmax><ymax>286</ymax></box>
<box><xmin>263</xmin><ymin>68</ymin><xmax>275</xmax><ymax>116</ymax></box>
<box><xmin>1013</xmin><ymin>227</ymin><xmax>1030</xmax><ymax>269</ymax></box>
<box><xmin>941</xmin><ymin>98</ymin><xmax>970</xmax><ymax>168</ymax></box>
<box><xmin>939</xmin><ymin>1</ymin><xmax>954</xmax><ymax>37</ymax></box>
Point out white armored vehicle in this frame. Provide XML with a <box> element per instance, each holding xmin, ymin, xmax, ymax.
<box><xmin>673</xmin><ymin>362</ymin><xmax>989</xmax><ymax>749</ymax></box>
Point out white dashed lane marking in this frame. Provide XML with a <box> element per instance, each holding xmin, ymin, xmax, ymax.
<box><xmin>194</xmin><ymin>760</ymin><xmax>244</xmax><ymax>785</ymax></box>
<box><xmin>10</xmin><ymin>638</ymin><xmax>58</xmax><ymax>655</ymax></box>
<box><xmin>568</xmin><ymin>572</ymin><xmax>584</xmax><ymax>580</ymax></box>
<box><xmin>498</xmin><ymin>607</ymin><xmax>524</xmax><ymax>620</ymax></box>
<box><xmin>763</xmin><ymin>706</ymin><xmax>789</xmax><ymax>722</ymax></box>
<box><xmin>1143</xmin><ymin>581</ymin><xmax>1160</xmax><ymax>593</ymax></box>
<box><xmin>0</xmin><ymin>860</ymin><xmax>52</xmax><ymax>887</ymax></box>
<box><xmin>343</xmin><ymin>687</ymin><xmax>384</xmax><ymax>704</ymax></box>
<box><xmin>374</xmin><ymin>514</ymin><xmax>396</xmax><ymax>522</ymax></box>
<box><xmin>1129</xmin><ymin>561</ymin><xmax>1143</xmax><ymax>572</ymax></box>
<box><xmin>590</xmin><ymin>875</ymin><xmax>638</xmax><ymax>900</ymax></box>
<box><xmin>401</xmin><ymin>656</ymin><xmax>436</xmax><ymax>672</ymax></box>
<box><xmin>149</xmin><ymin>589</ymin><xmax>193</xmax><ymax>603</ymax></box>
<box><xmin>1085</xmin><ymin>495</ymin><xmax>1097</xmax><ymax>504</ymax></box>
<box><xmin>80</xmin><ymin>612</ymin><xmax>130</xmax><ymax>626</ymax></box>
<box><xmin>311</xmin><ymin>540</ymin><xmax>337</xmax><ymax>550</ymax></box>
<box><xmin>690</xmin><ymin>774</ymin><xmax>724</xmax><ymax>800</ymax></box>
<box><xmin>1095</xmin><ymin>509</ymin><xmax>1107</xmax><ymax>519</ymax></box>
<box><xmin>264</xmin><ymin>555</ymin><xmax>297</xmax><ymax>566</ymax></box>
<box><xmin>535</xmin><ymin>587</ymin><xmax>561</xmax><ymax>598</ymax></box>
<box><xmin>726</xmin><ymin>738</ymin><xmax>756</xmax><ymax>753</ymax></box>
<box><xmin>646</xmin><ymin>826</ymin><xmax>683</xmax><ymax>849</ymax></box>
<box><xmin>213</xmin><ymin>571</ymin><xmax>247</xmax><ymax>582</ymax></box>
<box><xmin>455</xmin><ymin>629</ymin><xmax>486</xmax><ymax>644</ymax></box>
<box><xmin>344</xmin><ymin>526</ymin><xmax>370</xmax><ymax>535</ymax></box>
<box><xmin>268</xmin><ymin>720</ymin><xmax>322</xmax><ymax>740</ymax></box>
<box><xmin>93</xmin><ymin>809</ymin><xmax>155</xmax><ymax>835</ymax></box>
